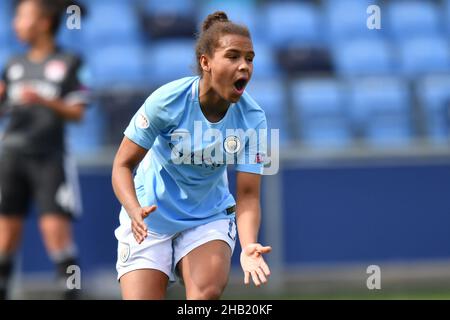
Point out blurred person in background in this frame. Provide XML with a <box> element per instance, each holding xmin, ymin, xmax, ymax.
<box><xmin>0</xmin><ymin>0</ymin><xmax>88</xmax><ymax>299</ymax></box>
<box><xmin>112</xmin><ymin>11</ymin><xmax>271</xmax><ymax>300</ymax></box>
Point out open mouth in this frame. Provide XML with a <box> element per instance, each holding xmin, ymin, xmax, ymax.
<box><xmin>234</xmin><ymin>78</ymin><xmax>248</xmax><ymax>93</ymax></box>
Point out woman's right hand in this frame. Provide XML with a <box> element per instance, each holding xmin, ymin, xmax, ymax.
<box><xmin>129</xmin><ymin>205</ymin><xmax>157</xmax><ymax>244</ymax></box>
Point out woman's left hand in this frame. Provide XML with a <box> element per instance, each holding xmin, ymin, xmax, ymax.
<box><xmin>240</xmin><ymin>243</ymin><xmax>272</xmax><ymax>286</ymax></box>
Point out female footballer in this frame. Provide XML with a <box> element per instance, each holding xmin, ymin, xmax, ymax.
<box><xmin>0</xmin><ymin>0</ymin><xmax>87</xmax><ymax>299</ymax></box>
<box><xmin>112</xmin><ymin>11</ymin><xmax>271</xmax><ymax>300</ymax></box>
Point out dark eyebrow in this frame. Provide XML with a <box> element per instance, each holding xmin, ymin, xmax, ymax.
<box><xmin>224</xmin><ymin>48</ymin><xmax>255</xmax><ymax>57</ymax></box>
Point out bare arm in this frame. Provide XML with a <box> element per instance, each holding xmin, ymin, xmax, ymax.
<box><xmin>21</xmin><ymin>88</ymin><xmax>85</xmax><ymax>121</ymax></box>
<box><xmin>236</xmin><ymin>171</ymin><xmax>271</xmax><ymax>286</ymax></box>
<box><xmin>112</xmin><ymin>137</ymin><xmax>156</xmax><ymax>244</ymax></box>
<box><xmin>236</xmin><ymin>172</ymin><xmax>262</xmax><ymax>248</ymax></box>
<box><xmin>0</xmin><ymin>81</ymin><xmax>6</xmax><ymax>117</ymax></box>
<box><xmin>42</xmin><ymin>99</ymin><xmax>85</xmax><ymax>122</ymax></box>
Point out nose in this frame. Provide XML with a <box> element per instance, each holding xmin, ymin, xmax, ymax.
<box><xmin>238</xmin><ymin>58</ymin><xmax>250</xmax><ymax>72</ymax></box>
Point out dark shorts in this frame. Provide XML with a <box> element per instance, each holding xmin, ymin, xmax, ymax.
<box><xmin>0</xmin><ymin>152</ymin><xmax>81</xmax><ymax>219</ymax></box>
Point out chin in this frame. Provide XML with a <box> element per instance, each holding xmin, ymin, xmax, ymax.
<box><xmin>229</xmin><ymin>96</ymin><xmax>241</xmax><ymax>103</ymax></box>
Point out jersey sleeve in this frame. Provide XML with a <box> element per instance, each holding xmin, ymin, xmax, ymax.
<box><xmin>123</xmin><ymin>94</ymin><xmax>171</xmax><ymax>150</ymax></box>
<box><xmin>63</xmin><ymin>56</ymin><xmax>90</xmax><ymax>105</ymax></box>
<box><xmin>235</xmin><ymin>117</ymin><xmax>268</xmax><ymax>175</ymax></box>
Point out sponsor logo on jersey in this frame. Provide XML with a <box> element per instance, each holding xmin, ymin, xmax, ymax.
<box><xmin>8</xmin><ymin>64</ymin><xmax>24</xmax><ymax>81</ymax></box>
<box><xmin>45</xmin><ymin>60</ymin><xmax>67</xmax><ymax>82</ymax></box>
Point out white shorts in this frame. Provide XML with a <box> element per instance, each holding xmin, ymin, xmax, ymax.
<box><xmin>115</xmin><ymin>217</ymin><xmax>237</xmax><ymax>282</ymax></box>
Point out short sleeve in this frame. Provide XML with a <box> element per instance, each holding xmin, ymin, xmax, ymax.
<box><xmin>235</xmin><ymin>118</ymin><xmax>268</xmax><ymax>175</ymax></box>
<box><xmin>124</xmin><ymin>95</ymin><xmax>170</xmax><ymax>150</ymax></box>
<box><xmin>63</xmin><ymin>56</ymin><xmax>90</xmax><ymax>105</ymax></box>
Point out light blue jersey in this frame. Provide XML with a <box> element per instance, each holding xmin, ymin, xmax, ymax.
<box><xmin>120</xmin><ymin>76</ymin><xmax>267</xmax><ymax>234</ymax></box>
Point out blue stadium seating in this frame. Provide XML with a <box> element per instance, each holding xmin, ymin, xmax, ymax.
<box><xmin>349</xmin><ymin>77</ymin><xmax>412</xmax><ymax>147</ymax></box>
<box><xmin>291</xmin><ymin>78</ymin><xmax>351</xmax><ymax>147</ymax></box>
<box><xmin>251</xmin><ymin>42</ymin><xmax>280</xmax><ymax>79</ymax></box>
<box><xmin>142</xmin><ymin>0</ymin><xmax>194</xmax><ymax>15</ymax></box>
<box><xmin>399</xmin><ymin>37</ymin><xmax>450</xmax><ymax>77</ymax></box>
<box><xmin>0</xmin><ymin>1</ymin><xmax>13</xmax><ymax>46</ymax></box>
<box><xmin>57</xmin><ymin>26</ymin><xmax>86</xmax><ymax>57</ymax></box>
<box><xmin>147</xmin><ymin>40</ymin><xmax>196</xmax><ymax>85</ymax></box>
<box><xmin>67</xmin><ymin>104</ymin><xmax>105</xmax><ymax>154</ymax></box>
<box><xmin>82</xmin><ymin>2</ymin><xmax>143</xmax><ymax>47</ymax></box>
<box><xmin>88</xmin><ymin>45</ymin><xmax>147</xmax><ymax>89</ymax></box>
<box><xmin>333</xmin><ymin>38</ymin><xmax>395</xmax><ymax>77</ymax></box>
<box><xmin>386</xmin><ymin>1</ymin><xmax>442</xmax><ymax>40</ymax></box>
<box><xmin>417</xmin><ymin>75</ymin><xmax>450</xmax><ymax>143</ymax></box>
<box><xmin>246</xmin><ymin>78</ymin><xmax>290</xmax><ymax>145</ymax></box>
<box><xmin>324</xmin><ymin>0</ymin><xmax>382</xmax><ymax>43</ymax></box>
<box><xmin>199</xmin><ymin>0</ymin><xmax>261</xmax><ymax>41</ymax></box>
<box><xmin>263</xmin><ymin>2</ymin><xmax>323</xmax><ymax>48</ymax></box>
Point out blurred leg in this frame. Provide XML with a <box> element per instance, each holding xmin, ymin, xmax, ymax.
<box><xmin>120</xmin><ymin>269</ymin><xmax>169</xmax><ymax>300</ymax></box>
<box><xmin>178</xmin><ymin>240</ymin><xmax>231</xmax><ymax>300</ymax></box>
<box><xmin>0</xmin><ymin>216</ymin><xmax>24</xmax><ymax>300</ymax></box>
<box><xmin>39</xmin><ymin>213</ymin><xmax>79</xmax><ymax>299</ymax></box>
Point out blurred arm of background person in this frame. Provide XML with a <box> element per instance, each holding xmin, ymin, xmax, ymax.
<box><xmin>20</xmin><ymin>86</ymin><xmax>85</xmax><ymax>122</ymax></box>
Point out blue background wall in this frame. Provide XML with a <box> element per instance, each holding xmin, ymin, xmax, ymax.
<box><xmin>18</xmin><ymin>162</ymin><xmax>450</xmax><ymax>274</ymax></box>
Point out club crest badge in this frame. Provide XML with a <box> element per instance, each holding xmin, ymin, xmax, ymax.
<box><xmin>223</xmin><ymin>135</ymin><xmax>241</xmax><ymax>154</ymax></box>
<box><xmin>119</xmin><ymin>242</ymin><xmax>130</xmax><ymax>263</ymax></box>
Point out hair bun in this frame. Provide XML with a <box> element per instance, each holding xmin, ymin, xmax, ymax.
<box><xmin>202</xmin><ymin>11</ymin><xmax>229</xmax><ymax>32</ymax></box>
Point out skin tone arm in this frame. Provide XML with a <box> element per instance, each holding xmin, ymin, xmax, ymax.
<box><xmin>21</xmin><ymin>88</ymin><xmax>85</xmax><ymax>121</ymax></box>
<box><xmin>112</xmin><ymin>137</ymin><xmax>157</xmax><ymax>244</ymax></box>
<box><xmin>236</xmin><ymin>171</ymin><xmax>272</xmax><ymax>286</ymax></box>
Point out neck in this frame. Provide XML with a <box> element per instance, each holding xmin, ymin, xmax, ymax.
<box><xmin>28</xmin><ymin>34</ymin><xmax>55</xmax><ymax>63</ymax></box>
<box><xmin>199</xmin><ymin>77</ymin><xmax>230</xmax><ymax>122</ymax></box>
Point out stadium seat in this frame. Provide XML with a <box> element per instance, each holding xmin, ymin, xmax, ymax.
<box><xmin>57</xmin><ymin>26</ymin><xmax>85</xmax><ymax>57</ymax></box>
<box><xmin>199</xmin><ymin>0</ymin><xmax>261</xmax><ymax>41</ymax></box>
<box><xmin>147</xmin><ymin>40</ymin><xmax>196</xmax><ymax>85</ymax></box>
<box><xmin>399</xmin><ymin>37</ymin><xmax>450</xmax><ymax>77</ymax></box>
<box><xmin>141</xmin><ymin>0</ymin><xmax>196</xmax><ymax>40</ymax></box>
<box><xmin>416</xmin><ymin>75</ymin><xmax>450</xmax><ymax>143</ymax></box>
<box><xmin>291</xmin><ymin>78</ymin><xmax>351</xmax><ymax>147</ymax></box>
<box><xmin>324</xmin><ymin>0</ymin><xmax>383</xmax><ymax>43</ymax></box>
<box><xmin>0</xmin><ymin>2</ymin><xmax>13</xmax><ymax>46</ymax></box>
<box><xmin>67</xmin><ymin>104</ymin><xmax>105</xmax><ymax>155</ymax></box>
<box><xmin>386</xmin><ymin>1</ymin><xmax>442</xmax><ymax>40</ymax></box>
<box><xmin>82</xmin><ymin>2</ymin><xmax>143</xmax><ymax>47</ymax></box>
<box><xmin>262</xmin><ymin>2</ymin><xmax>322</xmax><ymax>48</ymax></box>
<box><xmin>88</xmin><ymin>44</ymin><xmax>147</xmax><ymax>89</ymax></box>
<box><xmin>246</xmin><ymin>78</ymin><xmax>290</xmax><ymax>145</ymax></box>
<box><xmin>142</xmin><ymin>0</ymin><xmax>194</xmax><ymax>15</ymax></box>
<box><xmin>349</xmin><ymin>77</ymin><xmax>412</xmax><ymax>147</ymax></box>
<box><xmin>333</xmin><ymin>38</ymin><xmax>395</xmax><ymax>77</ymax></box>
<box><xmin>251</xmin><ymin>43</ymin><xmax>280</xmax><ymax>79</ymax></box>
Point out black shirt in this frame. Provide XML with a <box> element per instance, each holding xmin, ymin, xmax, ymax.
<box><xmin>0</xmin><ymin>48</ymin><xmax>88</xmax><ymax>156</ymax></box>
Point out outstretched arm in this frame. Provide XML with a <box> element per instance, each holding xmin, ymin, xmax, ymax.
<box><xmin>112</xmin><ymin>137</ymin><xmax>156</xmax><ymax>244</ymax></box>
<box><xmin>236</xmin><ymin>171</ymin><xmax>271</xmax><ymax>286</ymax></box>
